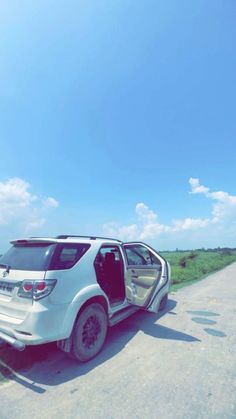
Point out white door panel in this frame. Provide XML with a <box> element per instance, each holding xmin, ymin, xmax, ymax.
<box><xmin>123</xmin><ymin>243</ymin><xmax>169</xmax><ymax>312</ymax></box>
<box><xmin>125</xmin><ymin>267</ymin><xmax>162</xmax><ymax>306</ymax></box>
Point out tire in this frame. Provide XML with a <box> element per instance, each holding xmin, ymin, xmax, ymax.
<box><xmin>159</xmin><ymin>294</ymin><xmax>168</xmax><ymax>311</ymax></box>
<box><xmin>70</xmin><ymin>303</ymin><xmax>108</xmax><ymax>362</ymax></box>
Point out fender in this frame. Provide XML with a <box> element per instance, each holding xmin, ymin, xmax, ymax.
<box><xmin>57</xmin><ymin>284</ymin><xmax>109</xmax><ymax>352</ymax></box>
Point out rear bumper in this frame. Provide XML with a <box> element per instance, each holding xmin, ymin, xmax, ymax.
<box><xmin>0</xmin><ymin>302</ymin><xmax>70</xmax><ymax>346</ymax></box>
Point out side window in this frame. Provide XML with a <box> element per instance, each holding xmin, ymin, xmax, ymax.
<box><xmin>125</xmin><ymin>247</ymin><xmax>145</xmax><ymax>265</ymax></box>
<box><xmin>124</xmin><ymin>245</ymin><xmax>161</xmax><ymax>267</ymax></box>
<box><xmin>150</xmin><ymin>252</ymin><xmax>161</xmax><ymax>266</ymax></box>
<box><xmin>49</xmin><ymin>243</ymin><xmax>90</xmax><ymax>270</ymax></box>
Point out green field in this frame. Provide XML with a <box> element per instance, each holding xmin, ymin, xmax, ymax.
<box><xmin>160</xmin><ymin>248</ymin><xmax>236</xmax><ymax>291</ymax></box>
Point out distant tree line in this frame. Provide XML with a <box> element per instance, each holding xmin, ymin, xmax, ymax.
<box><xmin>162</xmin><ymin>247</ymin><xmax>236</xmax><ymax>253</ymax></box>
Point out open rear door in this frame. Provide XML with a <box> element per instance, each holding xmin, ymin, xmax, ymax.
<box><xmin>122</xmin><ymin>243</ymin><xmax>169</xmax><ymax>312</ymax></box>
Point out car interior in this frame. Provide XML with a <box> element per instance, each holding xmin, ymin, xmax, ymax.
<box><xmin>94</xmin><ymin>246</ymin><xmax>126</xmax><ymax>305</ymax></box>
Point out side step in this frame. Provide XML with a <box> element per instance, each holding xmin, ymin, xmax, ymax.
<box><xmin>109</xmin><ymin>306</ymin><xmax>139</xmax><ymax>327</ymax></box>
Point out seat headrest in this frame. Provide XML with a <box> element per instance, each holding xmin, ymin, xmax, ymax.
<box><xmin>104</xmin><ymin>252</ymin><xmax>115</xmax><ymax>263</ymax></box>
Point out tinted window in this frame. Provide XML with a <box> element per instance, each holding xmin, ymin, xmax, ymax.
<box><xmin>0</xmin><ymin>244</ymin><xmax>55</xmax><ymax>271</ymax></box>
<box><xmin>124</xmin><ymin>244</ymin><xmax>161</xmax><ymax>267</ymax></box>
<box><xmin>49</xmin><ymin>243</ymin><xmax>90</xmax><ymax>270</ymax></box>
<box><xmin>125</xmin><ymin>247</ymin><xmax>145</xmax><ymax>265</ymax></box>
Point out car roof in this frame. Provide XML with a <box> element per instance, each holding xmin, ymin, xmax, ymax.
<box><xmin>10</xmin><ymin>235</ymin><xmax>123</xmax><ymax>245</ymax></box>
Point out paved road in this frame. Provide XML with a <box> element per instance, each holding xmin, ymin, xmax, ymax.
<box><xmin>1</xmin><ymin>263</ymin><xmax>236</xmax><ymax>419</ymax></box>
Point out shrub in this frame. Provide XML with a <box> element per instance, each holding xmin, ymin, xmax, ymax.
<box><xmin>189</xmin><ymin>251</ymin><xmax>197</xmax><ymax>259</ymax></box>
<box><xmin>179</xmin><ymin>256</ymin><xmax>187</xmax><ymax>268</ymax></box>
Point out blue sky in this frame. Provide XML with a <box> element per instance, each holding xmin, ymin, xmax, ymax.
<box><xmin>0</xmin><ymin>0</ymin><xmax>236</xmax><ymax>251</ymax></box>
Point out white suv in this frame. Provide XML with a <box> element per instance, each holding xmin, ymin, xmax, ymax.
<box><xmin>0</xmin><ymin>235</ymin><xmax>170</xmax><ymax>362</ymax></box>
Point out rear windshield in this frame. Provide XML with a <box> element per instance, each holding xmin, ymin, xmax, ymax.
<box><xmin>0</xmin><ymin>244</ymin><xmax>55</xmax><ymax>271</ymax></box>
<box><xmin>0</xmin><ymin>243</ymin><xmax>91</xmax><ymax>271</ymax></box>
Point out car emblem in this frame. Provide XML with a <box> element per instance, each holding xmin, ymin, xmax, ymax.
<box><xmin>2</xmin><ymin>270</ymin><xmax>8</xmax><ymax>278</ymax></box>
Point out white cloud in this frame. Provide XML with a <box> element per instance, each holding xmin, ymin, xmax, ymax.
<box><xmin>103</xmin><ymin>222</ymin><xmax>138</xmax><ymax>241</ymax></box>
<box><xmin>103</xmin><ymin>201</ymin><xmax>210</xmax><ymax>242</ymax></box>
<box><xmin>0</xmin><ymin>178</ymin><xmax>35</xmax><ymax>225</ymax></box>
<box><xmin>103</xmin><ymin>178</ymin><xmax>236</xmax><ymax>247</ymax></box>
<box><xmin>135</xmin><ymin>203</ymin><xmax>157</xmax><ymax>224</ymax></box>
<box><xmin>189</xmin><ymin>177</ymin><xmax>209</xmax><ymax>195</ymax></box>
<box><xmin>43</xmin><ymin>197</ymin><xmax>59</xmax><ymax>208</ymax></box>
<box><xmin>0</xmin><ymin>177</ymin><xmax>59</xmax><ymax>233</ymax></box>
<box><xmin>0</xmin><ymin>178</ymin><xmax>35</xmax><ymax>207</ymax></box>
<box><xmin>172</xmin><ymin>217</ymin><xmax>210</xmax><ymax>231</ymax></box>
<box><xmin>25</xmin><ymin>218</ymin><xmax>46</xmax><ymax>232</ymax></box>
<box><xmin>0</xmin><ymin>178</ymin><xmax>35</xmax><ymax>224</ymax></box>
<box><xmin>139</xmin><ymin>223</ymin><xmax>170</xmax><ymax>240</ymax></box>
<box><xmin>189</xmin><ymin>177</ymin><xmax>236</xmax><ymax>223</ymax></box>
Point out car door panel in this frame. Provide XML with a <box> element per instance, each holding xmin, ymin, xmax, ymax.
<box><xmin>122</xmin><ymin>243</ymin><xmax>168</xmax><ymax>312</ymax></box>
<box><xmin>125</xmin><ymin>266</ymin><xmax>162</xmax><ymax>306</ymax></box>
<box><xmin>130</xmin><ymin>268</ymin><xmax>161</xmax><ymax>288</ymax></box>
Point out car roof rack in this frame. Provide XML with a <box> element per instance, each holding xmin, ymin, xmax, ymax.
<box><xmin>56</xmin><ymin>235</ymin><xmax>123</xmax><ymax>243</ymax></box>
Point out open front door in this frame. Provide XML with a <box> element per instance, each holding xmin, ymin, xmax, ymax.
<box><xmin>122</xmin><ymin>243</ymin><xmax>169</xmax><ymax>312</ymax></box>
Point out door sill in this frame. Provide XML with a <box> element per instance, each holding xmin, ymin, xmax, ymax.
<box><xmin>109</xmin><ymin>305</ymin><xmax>139</xmax><ymax>327</ymax></box>
<box><xmin>110</xmin><ymin>298</ymin><xmax>125</xmax><ymax>307</ymax></box>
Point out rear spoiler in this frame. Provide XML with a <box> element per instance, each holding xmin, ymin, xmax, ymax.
<box><xmin>10</xmin><ymin>238</ymin><xmax>57</xmax><ymax>245</ymax></box>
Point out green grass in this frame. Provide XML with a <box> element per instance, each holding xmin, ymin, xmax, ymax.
<box><xmin>160</xmin><ymin>248</ymin><xmax>236</xmax><ymax>291</ymax></box>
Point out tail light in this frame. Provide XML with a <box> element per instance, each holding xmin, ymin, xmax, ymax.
<box><xmin>18</xmin><ymin>279</ymin><xmax>57</xmax><ymax>301</ymax></box>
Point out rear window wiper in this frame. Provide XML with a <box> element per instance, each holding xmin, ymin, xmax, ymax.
<box><xmin>0</xmin><ymin>264</ymin><xmax>11</xmax><ymax>273</ymax></box>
